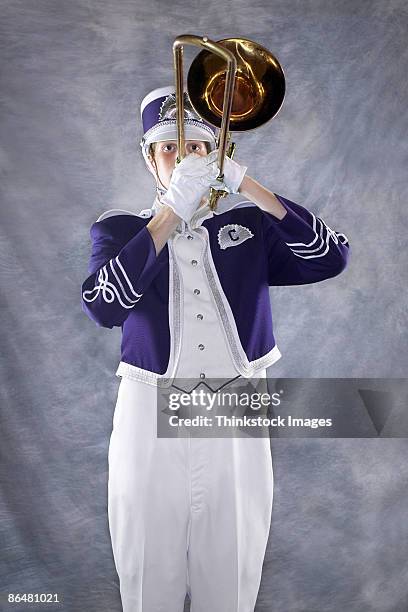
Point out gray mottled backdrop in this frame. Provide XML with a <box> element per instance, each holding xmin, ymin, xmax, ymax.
<box><xmin>1</xmin><ymin>1</ymin><xmax>407</xmax><ymax>611</ymax></box>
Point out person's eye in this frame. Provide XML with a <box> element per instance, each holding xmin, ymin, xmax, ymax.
<box><xmin>189</xmin><ymin>143</ymin><xmax>202</xmax><ymax>152</ymax></box>
<box><xmin>163</xmin><ymin>144</ymin><xmax>176</xmax><ymax>152</ymax></box>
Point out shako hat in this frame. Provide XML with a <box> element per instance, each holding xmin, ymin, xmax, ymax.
<box><xmin>139</xmin><ymin>85</ymin><xmax>217</xmax><ymax>164</ymax></box>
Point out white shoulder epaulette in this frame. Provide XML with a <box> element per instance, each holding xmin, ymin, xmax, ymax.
<box><xmin>214</xmin><ymin>199</ymin><xmax>256</xmax><ymax>215</ymax></box>
<box><xmin>96</xmin><ymin>208</ymin><xmax>153</xmax><ymax>223</ymax></box>
<box><xmin>232</xmin><ymin>201</ymin><xmax>257</xmax><ymax>209</ymax></box>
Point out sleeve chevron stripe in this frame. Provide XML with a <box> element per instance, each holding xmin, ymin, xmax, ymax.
<box><xmin>286</xmin><ymin>213</ymin><xmax>349</xmax><ymax>259</ymax></box>
<box><xmin>82</xmin><ymin>257</ymin><xmax>143</xmax><ymax>309</ymax></box>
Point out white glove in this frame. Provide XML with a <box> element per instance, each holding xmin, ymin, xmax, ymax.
<box><xmin>161</xmin><ymin>153</ymin><xmax>220</xmax><ymax>223</ymax></box>
<box><xmin>206</xmin><ymin>149</ymin><xmax>247</xmax><ymax>194</ymax></box>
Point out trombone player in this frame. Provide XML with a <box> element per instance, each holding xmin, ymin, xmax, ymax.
<box><xmin>81</xmin><ymin>39</ymin><xmax>350</xmax><ymax>612</ymax></box>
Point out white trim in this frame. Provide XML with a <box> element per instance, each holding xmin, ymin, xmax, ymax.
<box><xmin>289</xmin><ymin>217</ymin><xmax>330</xmax><ymax>258</ymax></box>
<box><xmin>289</xmin><ymin>221</ymin><xmax>338</xmax><ymax>259</ymax></box>
<box><xmin>115</xmin><ymin>346</ymin><xmax>281</xmax><ymax>384</ymax></box>
<box><xmin>188</xmin><ymin>199</ymin><xmax>257</xmax><ymax>229</ymax></box>
<box><xmin>82</xmin><ymin>263</ymin><xmax>142</xmax><ymax>309</ymax></box>
<box><xmin>115</xmin><ymin>360</ymin><xmax>269</xmax><ymax>388</ymax></box>
<box><xmin>285</xmin><ymin>211</ymin><xmax>319</xmax><ymax>247</ymax></box>
<box><xmin>96</xmin><ymin>208</ymin><xmax>152</xmax><ymax>223</ymax></box>
<box><xmin>336</xmin><ymin>233</ymin><xmax>349</xmax><ymax>244</ymax></box>
<box><xmin>213</xmin><ymin>199</ymin><xmax>257</xmax><ymax>216</ymax></box>
<box><xmin>141</xmin><ymin>119</ymin><xmax>216</xmax><ymax>149</ymax></box>
<box><xmin>109</xmin><ymin>258</ymin><xmax>142</xmax><ymax>304</ymax></box>
<box><xmin>167</xmin><ymin>233</ymin><xmax>184</xmax><ymax>381</ymax></box>
<box><xmin>115</xmin><ymin>361</ymin><xmax>163</xmax><ymax>386</ymax></box>
<box><xmin>289</xmin><ymin>217</ymin><xmax>326</xmax><ymax>253</ymax></box>
<box><xmin>285</xmin><ymin>213</ymin><xmax>348</xmax><ymax>260</ymax></box>
<box><xmin>114</xmin><ymin>256</ymin><xmax>143</xmax><ymax>299</ymax></box>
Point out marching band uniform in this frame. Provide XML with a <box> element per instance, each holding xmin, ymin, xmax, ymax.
<box><xmin>81</xmin><ymin>86</ymin><xmax>350</xmax><ymax>612</ymax></box>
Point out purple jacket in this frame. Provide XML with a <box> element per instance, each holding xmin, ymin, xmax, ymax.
<box><xmin>81</xmin><ymin>194</ymin><xmax>350</xmax><ymax>385</ymax></box>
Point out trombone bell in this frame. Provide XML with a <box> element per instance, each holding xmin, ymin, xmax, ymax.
<box><xmin>187</xmin><ymin>38</ymin><xmax>285</xmax><ymax>131</ymax></box>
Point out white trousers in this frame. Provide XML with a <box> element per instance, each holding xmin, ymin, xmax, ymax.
<box><xmin>108</xmin><ymin>376</ymin><xmax>274</xmax><ymax>612</ymax></box>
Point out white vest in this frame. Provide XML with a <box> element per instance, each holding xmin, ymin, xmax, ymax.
<box><xmin>172</xmin><ymin>226</ymin><xmax>239</xmax><ymax>380</ymax></box>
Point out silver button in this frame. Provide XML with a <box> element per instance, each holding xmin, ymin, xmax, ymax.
<box><xmin>187</xmin><ymin>235</ymin><xmax>194</xmax><ymax>240</ymax></box>
<box><xmin>193</xmin><ymin>289</ymin><xmax>200</xmax><ymax>295</ymax></box>
<box><xmin>198</xmin><ymin>344</ymin><xmax>205</xmax><ymax>350</ymax></box>
<box><xmin>196</xmin><ymin>314</ymin><xmax>203</xmax><ymax>320</ymax></box>
<box><xmin>191</xmin><ymin>259</ymin><xmax>198</xmax><ymax>266</ymax></box>
<box><xmin>200</xmin><ymin>373</ymin><xmax>206</xmax><ymax>379</ymax></box>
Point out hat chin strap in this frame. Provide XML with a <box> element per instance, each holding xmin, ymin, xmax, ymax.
<box><xmin>145</xmin><ymin>154</ymin><xmax>168</xmax><ymax>198</ymax></box>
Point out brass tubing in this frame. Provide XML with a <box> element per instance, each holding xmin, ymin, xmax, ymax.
<box><xmin>173</xmin><ymin>44</ymin><xmax>185</xmax><ymax>164</ymax></box>
<box><xmin>172</xmin><ymin>35</ymin><xmax>237</xmax><ymax>209</ymax></box>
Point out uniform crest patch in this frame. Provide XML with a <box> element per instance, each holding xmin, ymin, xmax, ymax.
<box><xmin>159</xmin><ymin>92</ymin><xmax>202</xmax><ymax>122</ymax></box>
<box><xmin>217</xmin><ymin>224</ymin><xmax>254</xmax><ymax>250</ymax></box>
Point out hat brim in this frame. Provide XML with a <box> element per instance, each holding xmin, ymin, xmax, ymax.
<box><xmin>143</xmin><ymin>123</ymin><xmax>217</xmax><ymax>149</ymax></box>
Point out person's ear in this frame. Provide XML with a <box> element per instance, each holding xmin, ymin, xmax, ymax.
<box><xmin>145</xmin><ymin>153</ymin><xmax>158</xmax><ymax>178</ymax></box>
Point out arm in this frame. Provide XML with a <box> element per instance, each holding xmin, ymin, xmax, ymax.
<box><xmin>146</xmin><ymin>204</ymin><xmax>182</xmax><ymax>255</ymax></box>
<box><xmin>239</xmin><ymin>175</ymin><xmax>288</xmax><ymax>220</ymax></box>
<box><xmin>239</xmin><ymin>176</ymin><xmax>350</xmax><ymax>286</ymax></box>
<box><xmin>81</xmin><ymin>218</ymin><xmax>167</xmax><ymax>328</ymax></box>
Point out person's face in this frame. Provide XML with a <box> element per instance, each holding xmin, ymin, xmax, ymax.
<box><xmin>148</xmin><ymin>140</ymin><xmax>208</xmax><ymax>190</ymax></box>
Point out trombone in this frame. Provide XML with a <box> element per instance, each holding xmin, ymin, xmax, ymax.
<box><xmin>172</xmin><ymin>35</ymin><xmax>286</xmax><ymax>211</ymax></box>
